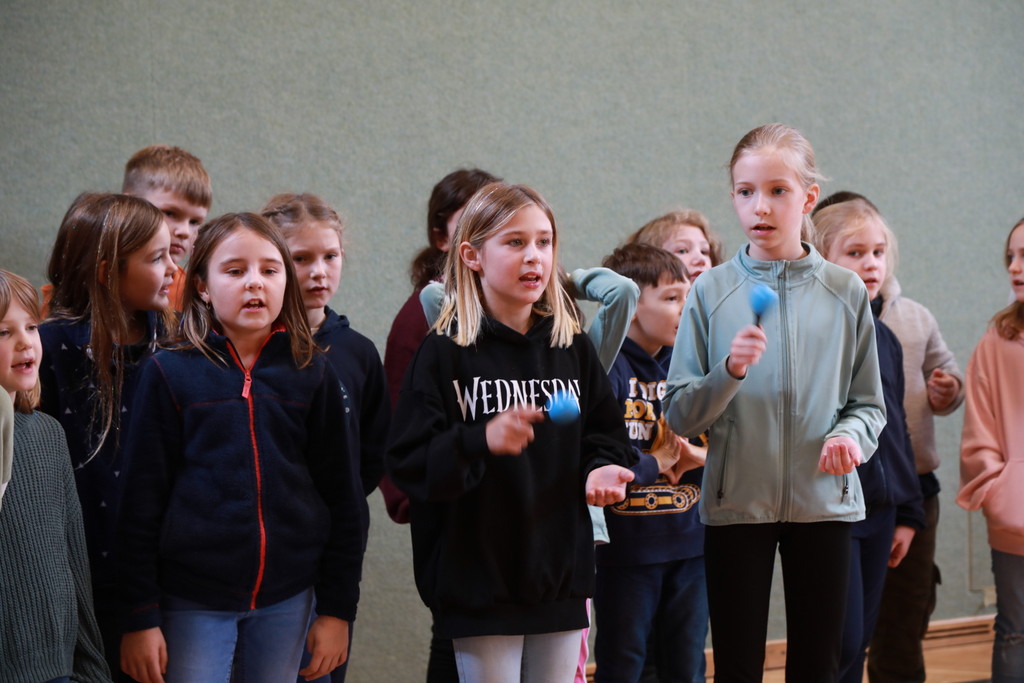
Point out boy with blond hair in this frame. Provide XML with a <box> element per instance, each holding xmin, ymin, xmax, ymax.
<box><xmin>595</xmin><ymin>243</ymin><xmax>708</xmax><ymax>683</ymax></box>
<box><xmin>123</xmin><ymin>144</ymin><xmax>212</xmax><ymax>309</ymax></box>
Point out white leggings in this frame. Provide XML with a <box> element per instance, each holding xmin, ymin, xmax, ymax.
<box><xmin>453</xmin><ymin>630</ymin><xmax>583</xmax><ymax>683</ymax></box>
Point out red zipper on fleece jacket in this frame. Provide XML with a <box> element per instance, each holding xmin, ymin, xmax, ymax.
<box><xmin>225</xmin><ymin>331</ymin><xmax>279</xmax><ymax>610</ymax></box>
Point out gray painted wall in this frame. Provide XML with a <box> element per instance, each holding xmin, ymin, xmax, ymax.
<box><xmin>2</xmin><ymin>1</ymin><xmax>1021</xmax><ymax>678</ymax></box>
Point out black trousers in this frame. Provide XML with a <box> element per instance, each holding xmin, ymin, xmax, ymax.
<box><xmin>705</xmin><ymin>521</ymin><xmax>852</xmax><ymax>683</ymax></box>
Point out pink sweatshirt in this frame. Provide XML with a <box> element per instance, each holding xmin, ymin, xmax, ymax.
<box><xmin>957</xmin><ymin>327</ymin><xmax>1024</xmax><ymax>556</ymax></box>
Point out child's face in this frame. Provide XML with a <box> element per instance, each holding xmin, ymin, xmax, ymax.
<box><xmin>120</xmin><ymin>228</ymin><xmax>176</xmax><ymax>314</ymax></box>
<box><xmin>826</xmin><ymin>219</ymin><xmax>888</xmax><ymax>300</ymax></box>
<box><xmin>628</xmin><ymin>274</ymin><xmax>689</xmax><ymax>356</ymax></box>
<box><xmin>285</xmin><ymin>224</ymin><xmax>343</xmax><ymax>314</ymax></box>
<box><xmin>1009</xmin><ymin>224</ymin><xmax>1024</xmax><ymax>303</ymax></box>
<box><xmin>662</xmin><ymin>225</ymin><xmax>712</xmax><ymax>279</ymax></box>
<box><xmin>731</xmin><ymin>151</ymin><xmax>818</xmax><ymax>261</ymax></box>
<box><xmin>138</xmin><ymin>187</ymin><xmax>209</xmax><ymax>266</ymax></box>
<box><xmin>197</xmin><ymin>228</ymin><xmax>287</xmax><ymax>345</ymax></box>
<box><xmin>0</xmin><ymin>299</ymin><xmax>41</xmax><ymax>403</ymax></box>
<box><xmin>461</xmin><ymin>203</ymin><xmax>553</xmax><ymax>329</ymax></box>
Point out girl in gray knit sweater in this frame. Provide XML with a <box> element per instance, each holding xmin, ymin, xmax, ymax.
<box><xmin>0</xmin><ymin>269</ymin><xmax>110</xmax><ymax>683</ymax></box>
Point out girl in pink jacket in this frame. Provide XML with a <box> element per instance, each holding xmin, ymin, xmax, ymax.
<box><xmin>957</xmin><ymin>216</ymin><xmax>1024</xmax><ymax>683</ymax></box>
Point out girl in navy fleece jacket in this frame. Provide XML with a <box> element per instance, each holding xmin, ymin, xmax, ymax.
<box><xmin>386</xmin><ymin>182</ymin><xmax>635</xmax><ymax>683</ymax></box>
<box><xmin>117</xmin><ymin>213</ymin><xmax>365</xmax><ymax>683</ymax></box>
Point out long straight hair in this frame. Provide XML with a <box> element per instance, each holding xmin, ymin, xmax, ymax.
<box><xmin>0</xmin><ymin>269</ymin><xmax>42</xmax><ymax>413</ymax></box>
<box><xmin>178</xmin><ymin>212</ymin><xmax>315</xmax><ymax>368</ymax></box>
<box><xmin>45</xmin><ymin>192</ymin><xmax>175</xmax><ymax>457</ymax></box>
<box><xmin>434</xmin><ymin>182</ymin><xmax>580</xmax><ymax>347</ymax></box>
<box><xmin>993</xmin><ymin>217</ymin><xmax>1024</xmax><ymax>341</ymax></box>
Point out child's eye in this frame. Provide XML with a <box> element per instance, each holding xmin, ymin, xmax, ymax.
<box><xmin>772</xmin><ymin>187</ymin><xmax>787</xmax><ymax>195</ymax></box>
<box><xmin>0</xmin><ymin>329</ymin><xmax>9</xmax><ymax>338</ymax></box>
<box><xmin>873</xmin><ymin>249</ymin><xmax>885</xmax><ymax>257</ymax></box>
<box><xmin>325</xmin><ymin>252</ymin><xmax>340</xmax><ymax>261</ymax></box>
<box><xmin>538</xmin><ymin>238</ymin><xmax>552</xmax><ymax>248</ymax></box>
<box><xmin>676</xmin><ymin>248</ymin><xmax>689</xmax><ymax>255</ymax></box>
<box><xmin>190</xmin><ymin>219</ymin><xmax>202</xmax><ymax>226</ymax></box>
<box><xmin>293</xmin><ymin>255</ymin><xmax>307</xmax><ymax>263</ymax></box>
<box><xmin>508</xmin><ymin>238</ymin><xmax>523</xmax><ymax>247</ymax></box>
<box><xmin>26</xmin><ymin>323</ymin><xmax>39</xmax><ymax>333</ymax></box>
<box><xmin>262</xmin><ymin>268</ymin><xmax>279</xmax><ymax>276</ymax></box>
<box><xmin>736</xmin><ymin>188</ymin><xmax>753</xmax><ymax>197</ymax></box>
<box><xmin>227</xmin><ymin>268</ymin><xmax>243</xmax><ymax>276</ymax></box>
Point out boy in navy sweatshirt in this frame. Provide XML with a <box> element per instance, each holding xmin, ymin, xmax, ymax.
<box><xmin>595</xmin><ymin>243</ymin><xmax>708</xmax><ymax>683</ymax></box>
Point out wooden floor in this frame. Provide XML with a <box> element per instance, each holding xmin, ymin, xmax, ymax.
<box><xmin>585</xmin><ymin>616</ymin><xmax>995</xmax><ymax>682</ymax></box>
<box><xmin>738</xmin><ymin>616</ymin><xmax>995</xmax><ymax>683</ymax></box>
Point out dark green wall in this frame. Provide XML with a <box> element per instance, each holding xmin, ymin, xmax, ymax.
<box><xmin>3</xmin><ymin>1</ymin><xmax>1021</xmax><ymax>678</ymax></box>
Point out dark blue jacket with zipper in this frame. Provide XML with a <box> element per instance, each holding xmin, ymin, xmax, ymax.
<box><xmin>116</xmin><ymin>328</ymin><xmax>367</xmax><ymax>632</ymax></box>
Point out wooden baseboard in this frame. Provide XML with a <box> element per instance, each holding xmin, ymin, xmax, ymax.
<box><xmin>585</xmin><ymin>615</ymin><xmax>995</xmax><ymax>681</ymax></box>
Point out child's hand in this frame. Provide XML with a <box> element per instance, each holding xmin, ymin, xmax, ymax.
<box><xmin>726</xmin><ymin>325</ymin><xmax>767</xmax><ymax>379</ymax></box>
<box><xmin>300</xmin><ymin>615</ymin><xmax>350</xmax><ymax>680</ymax></box>
<box><xmin>669</xmin><ymin>440</ymin><xmax>707</xmax><ymax>481</ymax></box>
<box><xmin>121</xmin><ymin>627</ymin><xmax>167</xmax><ymax>683</ymax></box>
<box><xmin>926</xmin><ymin>369</ymin><xmax>959</xmax><ymax>412</ymax></box>
<box><xmin>650</xmin><ymin>431</ymin><xmax>683</xmax><ymax>484</ymax></box>
<box><xmin>485</xmin><ymin>407</ymin><xmax>545</xmax><ymax>456</ymax></box>
<box><xmin>888</xmin><ymin>525</ymin><xmax>917</xmax><ymax>568</ymax></box>
<box><xmin>586</xmin><ymin>465</ymin><xmax>634</xmax><ymax>506</ymax></box>
<box><xmin>818</xmin><ymin>436</ymin><xmax>862</xmax><ymax>475</ymax></box>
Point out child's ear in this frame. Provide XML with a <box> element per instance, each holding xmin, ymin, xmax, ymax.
<box><xmin>194</xmin><ymin>276</ymin><xmax>210</xmax><ymax>303</ymax></box>
<box><xmin>459</xmin><ymin>242</ymin><xmax>482</xmax><ymax>272</ymax></box>
<box><xmin>97</xmin><ymin>260</ymin><xmax>110</xmax><ymax>285</ymax></box>
<box><xmin>802</xmin><ymin>183</ymin><xmax>821</xmax><ymax>215</ymax></box>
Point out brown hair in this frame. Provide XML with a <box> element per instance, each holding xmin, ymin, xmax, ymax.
<box><xmin>409</xmin><ymin>168</ymin><xmax>501</xmax><ymax>289</ymax></box>
<box><xmin>729</xmin><ymin>123</ymin><xmax>824</xmax><ymax>242</ymax></box>
<box><xmin>122</xmin><ymin>144</ymin><xmax>212</xmax><ymax>209</ymax></box>
<box><xmin>0</xmin><ymin>269</ymin><xmax>42</xmax><ymax>413</ymax></box>
<box><xmin>179</xmin><ymin>213</ymin><xmax>315</xmax><ymax>367</ymax></box>
<box><xmin>625</xmin><ymin>209</ymin><xmax>724</xmax><ymax>267</ymax></box>
<box><xmin>992</xmin><ymin>217</ymin><xmax>1024</xmax><ymax>341</ymax></box>
<box><xmin>261</xmin><ymin>193</ymin><xmax>345</xmax><ymax>246</ymax></box>
<box><xmin>45</xmin><ymin>193</ymin><xmax>175</xmax><ymax>456</ymax></box>
<box><xmin>435</xmin><ymin>183</ymin><xmax>580</xmax><ymax>347</ymax></box>
<box><xmin>602</xmin><ymin>243</ymin><xmax>688</xmax><ymax>290</ymax></box>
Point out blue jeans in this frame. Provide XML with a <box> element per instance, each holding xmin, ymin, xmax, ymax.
<box><xmin>594</xmin><ymin>557</ymin><xmax>708</xmax><ymax>682</ymax></box>
<box><xmin>992</xmin><ymin>549</ymin><xmax>1024</xmax><ymax>683</ymax></box>
<box><xmin>161</xmin><ymin>588</ymin><xmax>313</xmax><ymax>683</ymax></box>
<box><xmin>452</xmin><ymin>630</ymin><xmax>582</xmax><ymax>683</ymax></box>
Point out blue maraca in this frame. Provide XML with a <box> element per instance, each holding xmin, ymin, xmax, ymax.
<box><xmin>546</xmin><ymin>390</ymin><xmax>580</xmax><ymax>425</ymax></box>
<box><xmin>749</xmin><ymin>283</ymin><xmax>778</xmax><ymax>326</ymax></box>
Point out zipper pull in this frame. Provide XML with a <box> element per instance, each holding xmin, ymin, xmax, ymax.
<box><xmin>242</xmin><ymin>372</ymin><xmax>252</xmax><ymax>399</ymax></box>
<box><xmin>842</xmin><ymin>474</ymin><xmax>849</xmax><ymax>501</ymax></box>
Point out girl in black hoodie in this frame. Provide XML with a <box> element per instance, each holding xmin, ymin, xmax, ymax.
<box><xmin>386</xmin><ymin>182</ymin><xmax>635</xmax><ymax>683</ymax></box>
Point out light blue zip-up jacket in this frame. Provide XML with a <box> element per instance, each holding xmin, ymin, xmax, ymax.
<box><xmin>663</xmin><ymin>243</ymin><xmax>886</xmax><ymax>525</ymax></box>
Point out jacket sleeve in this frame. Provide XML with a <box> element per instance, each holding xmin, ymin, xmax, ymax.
<box><xmin>570</xmin><ymin>267</ymin><xmax>640</xmax><ymax>373</ymax></box>
<box><xmin>419</xmin><ymin>282</ymin><xmax>444</xmax><ymax>329</ymax></box>
<box><xmin>827</xmin><ymin>290</ymin><xmax>886</xmax><ymax>461</ymax></box>
<box><xmin>890</xmin><ymin>339</ymin><xmax>925</xmax><ymax>530</ymax></box>
<box><xmin>385</xmin><ymin>337</ymin><xmax>493</xmax><ymax>503</ymax></box>
<box><xmin>922</xmin><ymin>307</ymin><xmax>966</xmax><ymax>415</ymax></box>
<box><xmin>357</xmin><ymin>343</ymin><xmax>391</xmax><ymax>496</ymax></box>
<box><xmin>577</xmin><ymin>336</ymin><xmax>638</xmax><ymax>478</ymax></box>
<box><xmin>956</xmin><ymin>335</ymin><xmax>1005</xmax><ymax>512</ymax></box>
<box><xmin>662</xmin><ymin>286</ymin><xmax>743</xmax><ymax>439</ymax></box>
<box><xmin>59</xmin><ymin>427</ymin><xmax>113</xmax><ymax>682</ymax></box>
<box><xmin>306</xmin><ymin>362</ymin><xmax>368</xmax><ymax>622</ymax></box>
<box><xmin>116</xmin><ymin>357</ymin><xmax>182</xmax><ymax>633</ymax></box>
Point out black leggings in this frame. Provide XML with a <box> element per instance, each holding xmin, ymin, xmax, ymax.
<box><xmin>705</xmin><ymin>521</ymin><xmax>852</xmax><ymax>683</ymax></box>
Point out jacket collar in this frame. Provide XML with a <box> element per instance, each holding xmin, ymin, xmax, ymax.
<box><xmin>734</xmin><ymin>241</ymin><xmax>824</xmax><ymax>284</ymax></box>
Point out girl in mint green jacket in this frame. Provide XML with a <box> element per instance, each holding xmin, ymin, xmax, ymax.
<box><xmin>664</xmin><ymin>123</ymin><xmax>885</xmax><ymax>683</ymax></box>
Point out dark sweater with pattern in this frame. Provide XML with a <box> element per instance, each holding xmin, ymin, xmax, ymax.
<box><xmin>0</xmin><ymin>411</ymin><xmax>110</xmax><ymax>682</ymax></box>
<box><xmin>597</xmin><ymin>339</ymin><xmax>704</xmax><ymax>567</ymax></box>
